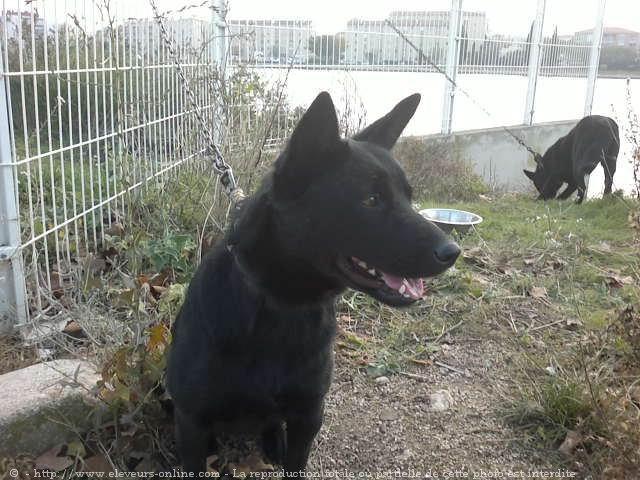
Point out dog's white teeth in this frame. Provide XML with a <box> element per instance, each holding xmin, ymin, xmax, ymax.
<box><xmin>399</xmin><ymin>284</ymin><xmax>406</xmax><ymax>294</ymax></box>
<box><xmin>403</xmin><ymin>293</ymin><xmax>411</xmax><ymax>298</ymax></box>
<box><xmin>367</xmin><ymin>268</ymin><xmax>376</xmax><ymax>276</ymax></box>
<box><xmin>357</xmin><ymin>260</ymin><xmax>368</xmax><ymax>269</ymax></box>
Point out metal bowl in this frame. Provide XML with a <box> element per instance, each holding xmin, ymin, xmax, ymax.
<box><xmin>419</xmin><ymin>208</ymin><xmax>483</xmax><ymax>234</ymax></box>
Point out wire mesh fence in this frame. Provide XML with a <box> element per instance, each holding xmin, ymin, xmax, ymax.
<box><xmin>0</xmin><ymin>0</ymin><xmax>604</xmax><ymax>330</ymax></box>
<box><xmin>0</xmin><ymin>0</ymin><xmax>224</xmax><ymax>329</ymax></box>
<box><xmin>227</xmin><ymin>6</ymin><xmax>593</xmax><ymax>76</ymax></box>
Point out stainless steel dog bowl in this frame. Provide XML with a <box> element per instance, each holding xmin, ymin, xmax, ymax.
<box><xmin>419</xmin><ymin>208</ymin><xmax>483</xmax><ymax>234</ymax></box>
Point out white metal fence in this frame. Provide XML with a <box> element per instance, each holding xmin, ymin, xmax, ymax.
<box><xmin>0</xmin><ymin>0</ymin><xmax>605</xmax><ymax>330</ymax></box>
<box><xmin>0</xmin><ymin>0</ymin><xmax>226</xmax><ymax>330</ymax></box>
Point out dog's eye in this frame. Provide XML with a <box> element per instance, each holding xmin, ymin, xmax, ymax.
<box><xmin>362</xmin><ymin>194</ymin><xmax>380</xmax><ymax>207</ymax></box>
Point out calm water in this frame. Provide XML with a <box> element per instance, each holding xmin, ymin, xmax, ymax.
<box><xmin>260</xmin><ymin>70</ymin><xmax>639</xmax><ymax>196</ymax></box>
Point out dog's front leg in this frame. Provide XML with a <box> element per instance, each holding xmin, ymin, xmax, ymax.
<box><xmin>175</xmin><ymin>407</ymin><xmax>212</xmax><ymax>473</ymax></box>
<box><xmin>557</xmin><ymin>183</ymin><xmax>577</xmax><ymax>200</ymax></box>
<box><xmin>283</xmin><ymin>403</ymin><xmax>324</xmax><ymax>473</ymax></box>
<box><xmin>262</xmin><ymin>421</ymin><xmax>287</xmax><ymax>465</ymax></box>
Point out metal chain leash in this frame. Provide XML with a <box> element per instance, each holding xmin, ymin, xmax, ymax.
<box><xmin>149</xmin><ymin>0</ymin><xmax>242</xmax><ymax>197</ymax></box>
<box><xmin>386</xmin><ymin>20</ymin><xmax>543</xmax><ymax>161</ymax></box>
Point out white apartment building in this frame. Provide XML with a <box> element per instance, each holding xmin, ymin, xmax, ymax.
<box><xmin>343</xmin><ymin>10</ymin><xmax>487</xmax><ymax>65</ymax></box>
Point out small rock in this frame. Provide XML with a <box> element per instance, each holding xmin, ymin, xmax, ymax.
<box><xmin>375</xmin><ymin>376</ymin><xmax>390</xmax><ymax>385</ymax></box>
<box><xmin>380</xmin><ymin>408</ymin><xmax>400</xmax><ymax>421</ymax></box>
<box><xmin>397</xmin><ymin>448</ymin><xmax>412</xmax><ymax>462</ymax></box>
<box><xmin>428</xmin><ymin>390</ymin><xmax>453</xmax><ymax>412</ymax></box>
<box><xmin>558</xmin><ymin>430</ymin><xmax>582</xmax><ymax>455</ymax></box>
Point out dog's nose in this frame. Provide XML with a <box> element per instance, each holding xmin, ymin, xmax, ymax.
<box><xmin>434</xmin><ymin>242</ymin><xmax>461</xmax><ymax>265</ymax></box>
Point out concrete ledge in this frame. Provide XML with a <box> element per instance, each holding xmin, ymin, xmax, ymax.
<box><xmin>418</xmin><ymin>120</ymin><xmax>579</xmax><ymax>191</ymax></box>
<box><xmin>0</xmin><ymin>359</ymin><xmax>100</xmax><ymax>457</ymax></box>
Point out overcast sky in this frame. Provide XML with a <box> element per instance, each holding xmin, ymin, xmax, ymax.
<box><xmin>18</xmin><ymin>0</ymin><xmax>640</xmax><ymax>39</ymax></box>
<box><xmin>225</xmin><ymin>0</ymin><xmax>640</xmax><ymax>37</ymax></box>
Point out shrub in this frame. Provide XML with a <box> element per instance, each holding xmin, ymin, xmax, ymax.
<box><xmin>393</xmin><ymin>136</ymin><xmax>488</xmax><ymax>202</ymax></box>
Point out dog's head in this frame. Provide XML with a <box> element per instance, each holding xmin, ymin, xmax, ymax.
<box><xmin>523</xmin><ymin>155</ymin><xmax>561</xmax><ymax>200</ymax></box>
<box><xmin>267</xmin><ymin>91</ymin><xmax>460</xmax><ymax>306</ymax></box>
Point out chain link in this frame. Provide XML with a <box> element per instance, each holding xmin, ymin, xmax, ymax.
<box><xmin>150</xmin><ymin>0</ymin><xmax>239</xmax><ymax>195</ymax></box>
<box><xmin>386</xmin><ymin>20</ymin><xmax>542</xmax><ymax>160</ymax></box>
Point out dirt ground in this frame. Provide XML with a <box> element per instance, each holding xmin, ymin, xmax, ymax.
<box><xmin>308</xmin><ymin>338</ymin><xmax>563</xmax><ymax>478</ymax></box>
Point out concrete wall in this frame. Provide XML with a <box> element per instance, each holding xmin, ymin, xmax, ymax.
<box><xmin>419</xmin><ymin>120</ymin><xmax>579</xmax><ymax>192</ymax></box>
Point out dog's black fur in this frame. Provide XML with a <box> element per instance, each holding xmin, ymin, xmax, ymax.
<box><xmin>166</xmin><ymin>92</ymin><xmax>460</xmax><ymax>473</ymax></box>
<box><xmin>523</xmin><ymin>115</ymin><xmax>619</xmax><ymax>203</ymax></box>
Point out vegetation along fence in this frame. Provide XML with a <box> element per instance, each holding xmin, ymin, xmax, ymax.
<box><xmin>0</xmin><ymin>0</ymin><xmax>605</xmax><ymax>330</ymax></box>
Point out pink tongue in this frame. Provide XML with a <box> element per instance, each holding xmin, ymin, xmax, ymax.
<box><xmin>380</xmin><ymin>272</ymin><xmax>404</xmax><ymax>290</ymax></box>
<box><xmin>381</xmin><ymin>273</ymin><xmax>424</xmax><ymax>299</ymax></box>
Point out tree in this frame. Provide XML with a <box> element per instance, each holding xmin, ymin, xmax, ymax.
<box><xmin>599</xmin><ymin>45</ymin><xmax>640</xmax><ymax>72</ymax></box>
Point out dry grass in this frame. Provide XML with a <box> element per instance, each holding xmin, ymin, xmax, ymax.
<box><xmin>0</xmin><ymin>334</ymin><xmax>38</xmax><ymax>375</ymax></box>
<box><xmin>394</xmin><ymin>137</ymin><xmax>488</xmax><ymax>202</ymax></box>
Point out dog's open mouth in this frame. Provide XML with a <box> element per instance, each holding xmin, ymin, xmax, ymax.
<box><xmin>336</xmin><ymin>256</ymin><xmax>424</xmax><ymax>305</ymax></box>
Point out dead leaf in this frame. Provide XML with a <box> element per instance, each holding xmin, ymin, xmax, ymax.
<box><xmin>105</xmin><ymin>222</ymin><xmax>125</xmax><ymax>236</ymax></box>
<box><xmin>227</xmin><ymin>453</ymin><xmax>273</xmax><ymax>475</ymax></box>
<box><xmin>35</xmin><ymin>444</ymin><xmax>74</xmax><ymax>472</ymax></box>
<box><xmin>529</xmin><ymin>286</ymin><xmax>548</xmax><ymax>299</ymax></box>
<box><xmin>151</xmin><ymin>285</ymin><xmax>167</xmax><ymax>297</ymax></box>
<box><xmin>63</xmin><ymin>320</ymin><xmax>84</xmax><ymax>337</ymax></box>
<box><xmin>558</xmin><ymin>430</ymin><xmax>583</xmax><ymax>455</ymax></box>
<box><xmin>605</xmin><ymin>274</ymin><xmax>634</xmax><ymax>288</ymax></box>
<box><xmin>565</xmin><ymin>318</ymin><xmax>583</xmax><ymax>330</ymax></box>
<box><xmin>410</xmin><ymin>358</ymin><xmax>433</xmax><ymax>366</ymax></box>
<box><xmin>497</xmin><ymin>265</ymin><xmax>519</xmax><ymax>276</ymax></box>
<box><xmin>134</xmin><ymin>457</ymin><xmax>161</xmax><ymax>473</ymax></box>
<box><xmin>50</xmin><ymin>271</ymin><xmax>65</xmax><ymax>299</ymax></box>
<box><xmin>147</xmin><ymin>324</ymin><xmax>169</xmax><ymax>352</ymax></box>
<box><xmin>81</xmin><ymin>454</ymin><xmax>113</xmax><ymax>473</ymax></box>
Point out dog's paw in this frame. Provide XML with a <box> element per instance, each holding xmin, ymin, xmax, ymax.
<box><xmin>262</xmin><ymin>423</ymin><xmax>287</xmax><ymax>465</ymax></box>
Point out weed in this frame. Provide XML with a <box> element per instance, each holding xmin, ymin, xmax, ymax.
<box><xmin>394</xmin><ymin>136</ymin><xmax>488</xmax><ymax>202</ymax></box>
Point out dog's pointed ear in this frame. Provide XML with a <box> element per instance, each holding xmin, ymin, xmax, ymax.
<box><xmin>352</xmin><ymin>93</ymin><xmax>421</xmax><ymax>149</ymax></box>
<box><xmin>523</xmin><ymin>169</ymin><xmax>535</xmax><ymax>180</ymax></box>
<box><xmin>289</xmin><ymin>91</ymin><xmax>341</xmax><ymax>155</ymax></box>
<box><xmin>273</xmin><ymin>92</ymin><xmax>345</xmax><ymax>200</ymax></box>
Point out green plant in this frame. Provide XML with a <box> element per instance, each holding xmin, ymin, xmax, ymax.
<box><xmin>143</xmin><ymin>234</ymin><xmax>196</xmax><ymax>278</ymax></box>
<box><xmin>394</xmin><ymin>137</ymin><xmax>488</xmax><ymax>202</ymax></box>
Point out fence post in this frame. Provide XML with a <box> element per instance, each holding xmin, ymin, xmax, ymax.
<box><xmin>523</xmin><ymin>0</ymin><xmax>546</xmax><ymax>125</ymax></box>
<box><xmin>212</xmin><ymin>0</ymin><xmax>228</xmax><ymax>147</ymax></box>
<box><xmin>0</xmin><ymin>57</ymin><xmax>26</xmax><ymax>332</ymax></box>
<box><xmin>584</xmin><ymin>0</ymin><xmax>606</xmax><ymax>116</ymax></box>
<box><xmin>441</xmin><ymin>0</ymin><xmax>463</xmax><ymax>135</ymax></box>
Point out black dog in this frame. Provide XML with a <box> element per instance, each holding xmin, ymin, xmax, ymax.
<box><xmin>523</xmin><ymin>115</ymin><xmax>619</xmax><ymax>203</ymax></box>
<box><xmin>166</xmin><ymin>92</ymin><xmax>460</xmax><ymax>473</ymax></box>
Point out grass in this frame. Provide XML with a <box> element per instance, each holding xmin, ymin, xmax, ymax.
<box><xmin>5</xmin><ymin>149</ymin><xmax>640</xmax><ymax>476</ymax></box>
<box><xmin>334</xmin><ymin>193</ymin><xmax>639</xmax><ymax>477</ymax></box>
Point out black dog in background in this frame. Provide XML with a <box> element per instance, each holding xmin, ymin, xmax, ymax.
<box><xmin>524</xmin><ymin>115</ymin><xmax>619</xmax><ymax>203</ymax></box>
<box><xmin>166</xmin><ymin>92</ymin><xmax>460</xmax><ymax>473</ymax></box>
